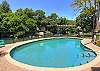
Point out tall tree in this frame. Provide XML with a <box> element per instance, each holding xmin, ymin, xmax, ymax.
<box><xmin>96</xmin><ymin>1</ymin><xmax>100</xmax><ymax>32</ymax></box>
<box><xmin>49</xmin><ymin>13</ymin><xmax>58</xmax><ymax>20</ymax></box>
<box><xmin>0</xmin><ymin>0</ymin><xmax>11</xmax><ymax>13</ymax></box>
<box><xmin>58</xmin><ymin>17</ymin><xmax>68</xmax><ymax>25</ymax></box>
<box><xmin>15</xmin><ymin>8</ymin><xmax>24</xmax><ymax>16</ymax></box>
<box><xmin>76</xmin><ymin>8</ymin><xmax>94</xmax><ymax>33</ymax></box>
<box><xmin>72</xmin><ymin>0</ymin><xmax>100</xmax><ymax>41</ymax></box>
<box><xmin>23</xmin><ymin>8</ymin><xmax>34</xmax><ymax>18</ymax></box>
<box><xmin>34</xmin><ymin>10</ymin><xmax>45</xmax><ymax>20</ymax></box>
<box><xmin>34</xmin><ymin>10</ymin><xmax>45</xmax><ymax>26</ymax></box>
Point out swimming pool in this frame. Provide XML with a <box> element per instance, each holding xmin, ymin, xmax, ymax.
<box><xmin>10</xmin><ymin>38</ymin><xmax>96</xmax><ymax>68</ymax></box>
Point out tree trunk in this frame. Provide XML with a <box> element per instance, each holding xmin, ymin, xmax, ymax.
<box><xmin>96</xmin><ymin>3</ymin><xmax>100</xmax><ymax>32</ymax></box>
<box><xmin>92</xmin><ymin>0</ymin><xmax>97</xmax><ymax>42</ymax></box>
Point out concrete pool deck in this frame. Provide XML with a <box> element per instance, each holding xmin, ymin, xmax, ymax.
<box><xmin>0</xmin><ymin>37</ymin><xmax>100</xmax><ymax>71</ymax></box>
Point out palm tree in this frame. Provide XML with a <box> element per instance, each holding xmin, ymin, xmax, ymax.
<box><xmin>96</xmin><ymin>1</ymin><xmax>100</xmax><ymax>32</ymax></box>
<box><xmin>72</xmin><ymin>0</ymin><xmax>99</xmax><ymax>42</ymax></box>
<box><xmin>72</xmin><ymin>0</ymin><xmax>92</xmax><ymax>10</ymax></box>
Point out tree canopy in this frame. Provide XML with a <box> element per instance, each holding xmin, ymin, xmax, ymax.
<box><xmin>72</xmin><ymin>0</ymin><xmax>100</xmax><ymax>34</ymax></box>
<box><xmin>0</xmin><ymin>0</ymin><xmax>11</xmax><ymax>13</ymax></box>
<box><xmin>0</xmin><ymin>0</ymin><xmax>76</xmax><ymax>38</ymax></box>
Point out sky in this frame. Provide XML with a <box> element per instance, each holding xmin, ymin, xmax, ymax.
<box><xmin>0</xmin><ymin>0</ymin><xmax>80</xmax><ymax>20</ymax></box>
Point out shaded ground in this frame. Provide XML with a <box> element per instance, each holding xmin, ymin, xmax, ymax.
<box><xmin>0</xmin><ymin>44</ymin><xmax>31</xmax><ymax>71</ymax></box>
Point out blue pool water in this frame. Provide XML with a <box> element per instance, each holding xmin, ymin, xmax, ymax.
<box><xmin>10</xmin><ymin>38</ymin><xmax>96</xmax><ymax>68</ymax></box>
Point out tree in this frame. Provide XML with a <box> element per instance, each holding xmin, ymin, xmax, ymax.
<box><xmin>0</xmin><ymin>5</ymin><xmax>78</xmax><ymax>39</ymax></box>
<box><xmin>58</xmin><ymin>17</ymin><xmax>68</xmax><ymax>25</ymax></box>
<box><xmin>23</xmin><ymin>8</ymin><xmax>34</xmax><ymax>18</ymax></box>
<box><xmin>15</xmin><ymin>8</ymin><xmax>24</xmax><ymax>16</ymax></box>
<box><xmin>25</xmin><ymin>18</ymin><xmax>37</xmax><ymax>32</ymax></box>
<box><xmin>0</xmin><ymin>0</ymin><xmax>11</xmax><ymax>13</ymax></box>
<box><xmin>34</xmin><ymin>10</ymin><xmax>45</xmax><ymax>26</ymax></box>
<box><xmin>34</xmin><ymin>10</ymin><xmax>45</xmax><ymax>20</ymax></box>
<box><xmin>76</xmin><ymin>7</ymin><xmax>94</xmax><ymax>33</ymax></box>
<box><xmin>49</xmin><ymin>13</ymin><xmax>58</xmax><ymax>20</ymax></box>
<box><xmin>96</xmin><ymin>1</ymin><xmax>100</xmax><ymax>32</ymax></box>
<box><xmin>72</xmin><ymin>0</ymin><xmax>100</xmax><ymax>41</ymax></box>
<box><xmin>49</xmin><ymin>19</ymin><xmax>57</xmax><ymax>25</ymax></box>
<box><xmin>41</xmin><ymin>18</ymin><xmax>50</xmax><ymax>26</ymax></box>
<box><xmin>67</xmin><ymin>20</ymin><xmax>76</xmax><ymax>25</ymax></box>
<box><xmin>46</xmin><ymin>13</ymin><xmax>59</xmax><ymax>25</ymax></box>
<box><xmin>72</xmin><ymin>0</ymin><xmax>94</xmax><ymax>11</ymax></box>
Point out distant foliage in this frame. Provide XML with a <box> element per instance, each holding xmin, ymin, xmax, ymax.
<box><xmin>0</xmin><ymin>1</ymin><xmax>76</xmax><ymax>38</ymax></box>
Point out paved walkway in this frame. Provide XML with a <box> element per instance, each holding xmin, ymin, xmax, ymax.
<box><xmin>0</xmin><ymin>38</ymin><xmax>100</xmax><ymax>71</ymax></box>
<box><xmin>81</xmin><ymin>38</ymin><xmax>100</xmax><ymax>67</ymax></box>
<box><xmin>0</xmin><ymin>43</ymin><xmax>31</xmax><ymax>71</ymax></box>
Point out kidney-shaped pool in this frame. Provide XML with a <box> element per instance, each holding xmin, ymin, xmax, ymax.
<box><xmin>10</xmin><ymin>38</ymin><xmax>96</xmax><ymax>68</ymax></box>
